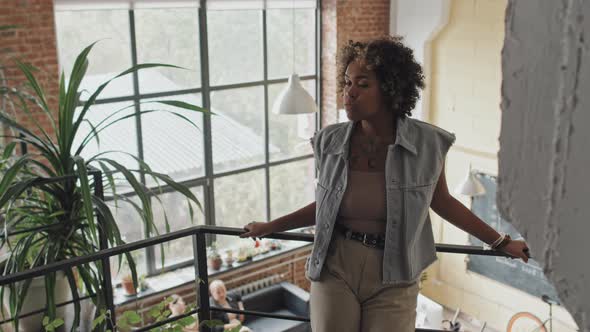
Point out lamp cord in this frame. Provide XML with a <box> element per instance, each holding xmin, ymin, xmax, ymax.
<box><xmin>292</xmin><ymin>0</ymin><xmax>295</xmax><ymax>75</ymax></box>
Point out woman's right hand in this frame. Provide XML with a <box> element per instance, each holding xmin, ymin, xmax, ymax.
<box><xmin>240</xmin><ymin>221</ymin><xmax>272</xmax><ymax>239</ymax></box>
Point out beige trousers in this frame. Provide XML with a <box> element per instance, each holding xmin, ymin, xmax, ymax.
<box><xmin>310</xmin><ymin>232</ymin><xmax>419</xmax><ymax>332</ymax></box>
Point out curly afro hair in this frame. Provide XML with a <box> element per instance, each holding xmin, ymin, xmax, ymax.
<box><xmin>338</xmin><ymin>36</ymin><xmax>425</xmax><ymax>118</ymax></box>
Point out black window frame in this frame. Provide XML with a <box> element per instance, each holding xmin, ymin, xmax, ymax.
<box><xmin>58</xmin><ymin>0</ymin><xmax>322</xmax><ymax>276</ymax></box>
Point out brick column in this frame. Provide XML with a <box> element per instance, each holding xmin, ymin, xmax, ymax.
<box><xmin>320</xmin><ymin>0</ymin><xmax>391</xmax><ymax>128</ymax></box>
<box><xmin>0</xmin><ymin>0</ymin><xmax>59</xmax><ymax>142</ymax></box>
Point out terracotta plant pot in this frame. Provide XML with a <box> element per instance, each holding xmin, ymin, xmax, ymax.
<box><xmin>121</xmin><ymin>276</ymin><xmax>137</xmax><ymax>295</ymax></box>
<box><xmin>208</xmin><ymin>256</ymin><xmax>223</xmax><ymax>270</ymax></box>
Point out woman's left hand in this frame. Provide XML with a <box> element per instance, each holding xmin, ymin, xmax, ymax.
<box><xmin>501</xmin><ymin>239</ymin><xmax>531</xmax><ymax>263</ymax></box>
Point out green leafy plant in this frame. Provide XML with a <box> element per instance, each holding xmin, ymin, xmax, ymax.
<box><xmin>42</xmin><ymin>296</ymin><xmax>246</xmax><ymax>332</ymax></box>
<box><xmin>42</xmin><ymin>316</ymin><xmax>65</xmax><ymax>332</ymax></box>
<box><xmin>91</xmin><ymin>296</ymin><xmax>198</xmax><ymax>332</ymax></box>
<box><xmin>0</xmin><ymin>41</ymin><xmax>206</xmax><ymax>331</ymax></box>
<box><xmin>43</xmin><ymin>296</ymin><xmax>200</xmax><ymax>332</ymax></box>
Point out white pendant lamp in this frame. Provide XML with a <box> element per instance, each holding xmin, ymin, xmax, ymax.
<box><xmin>272</xmin><ymin>74</ymin><xmax>318</xmax><ymax>115</ymax></box>
<box><xmin>272</xmin><ymin>2</ymin><xmax>318</xmax><ymax>115</ymax></box>
<box><xmin>455</xmin><ymin>166</ymin><xmax>486</xmax><ymax>196</ymax></box>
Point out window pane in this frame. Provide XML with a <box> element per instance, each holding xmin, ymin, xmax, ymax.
<box><xmin>269</xmin><ymin>159</ymin><xmax>315</xmax><ymax>220</ymax></box>
<box><xmin>268</xmin><ymin>80</ymin><xmax>316</xmax><ymax>162</ymax></box>
<box><xmin>74</xmin><ymin>101</ymin><xmax>139</xmax><ymax>182</ymax></box>
<box><xmin>135</xmin><ymin>8</ymin><xmax>201</xmax><ymax>94</ymax></box>
<box><xmin>207</xmin><ymin>10</ymin><xmax>263</xmax><ymax>85</ymax></box>
<box><xmin>210</xmin><ymin>87</ymin><xmax>265</xmax><ymax>173</ymax></box>
<box><xmin>140</xmin><ymin>93</ymin><xmax>205</xmax><ymax>186</ymax></box>
<box><xmin>55</xmin><ymin>10</ymin><xmax>133</xmax><ymax>99</ymax></box>
<box><xmin>153</xmin><ymin>186</ymin><xmax>206</xmax><ymax>268</ymax></box>
<box><xmin>214</xmin><ymin>170</ymin><xmax>266</xmax><ymax>249</ymax></box>
<box><xmin>109</xmin><ymin>197</ymin><xmax>148</xmax><ymax>280</ymax></box>
<box><xmin>267</xmin><ymin>9</ymin><xmax>316</xmax><ymax>79</ymax></box>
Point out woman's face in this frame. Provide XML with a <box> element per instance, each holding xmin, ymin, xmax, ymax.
<box><xmin>343</xmin><ymin>60</ymin><xmax>388</xmax><ymax>122</ymax></box>
<box><xmin>210</xmin><ymin>283</ymin><xmax>227</xmax><ymax>301</ymax></box>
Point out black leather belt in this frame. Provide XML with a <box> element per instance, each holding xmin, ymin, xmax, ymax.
<box><xmin>335</xmin><ymin>224</ymin><xmax>385</xmax><ymax>249</ymax></box>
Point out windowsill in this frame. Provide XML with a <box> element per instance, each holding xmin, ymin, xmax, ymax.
<box><xmin>113</xmin><ymin>239</ymin><xmax>311</xmax><ymax>307</ymax></box>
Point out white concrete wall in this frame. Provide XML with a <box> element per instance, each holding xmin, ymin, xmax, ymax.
<box><xmin>499</xmin><ymin>1</ymin><xmax>590</xmax><ymax>331</ymax></box>
<box><xmin>390</xmin><ymin>0</ymin><xmax>450</xmax><ymax>120</ymax></box>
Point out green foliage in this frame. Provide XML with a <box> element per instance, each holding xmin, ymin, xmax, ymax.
<box><xmin>0</xmin><ymin>41</ymin><xmax>208</xmax><ymax>331</ymax></box>
<box><xmin>200</xmin><ymin>319</ymin><xmax>242</xmax><ymax>332</ymax></box>
<box><xmin>227</xmin><ymin>325</ymin><xmax>243</xmax><ymax>332</ymax></box>
<box><xmin>85</xmin><ymin>297</ymin><xmax>198</xmax><ymax>332</ymax></box>
<box><xmin>117</xmin><ymin>310</ymin><xmax>142</xmax><ymax>330</ymax></box>
<box><xmin>200</xmin><ymin>319</ymin><xmax>224</xmax><ymax>328</ymax></box>
<box><xmin>42</xmin><ymin>316</ymin><xmax>64</xmax><ymax>332</ymax></box>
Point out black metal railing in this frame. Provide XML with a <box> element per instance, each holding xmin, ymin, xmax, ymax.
<box><xmin>0</xmin><ymin>223</ymin><xmax>514</xmax><ymax>331</ymax></box>
<box><xmin>0</xmin><ymin>169</ymin><xmax>515</xmax><ymax>331</ymax></box>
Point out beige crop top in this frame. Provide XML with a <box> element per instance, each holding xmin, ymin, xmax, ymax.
<box><xmin>337</xmin><ymin>170</ymin><xmax>386</xmax><ymax>234</ymax></box>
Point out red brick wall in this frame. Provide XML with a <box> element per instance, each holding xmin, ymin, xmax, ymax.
<box><xmin>320</xmin><ymin>0</ymin><xmax>391</xmax><ymax>127</ymax></box>
<box><xmin>321</xmin><ymin>0</ymin><xmax>339</xmax><ymax>127</ymax></box>
<box><xmin>0</xmin><ymin>0</ymin><xmax>59</xmax><ymax>142</ymax></box>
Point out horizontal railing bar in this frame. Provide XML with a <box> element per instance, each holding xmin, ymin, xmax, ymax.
<box><xmin>199</xmin><ymin>225</ymin><xmax>313</xmax><ymax>241</ymax></box>
<box><xmin>0</xmin><ymin>225</ymin><xmax>512</xmax><ymax>286</ymax></box>
<box><xmin>210</xmin><ymin>306</ymin><xmax>309</xmax><ymax>322</ymax></box>
<box><xmin>133</xmin><ymin>308</ymin><xmax>199</xmax><ymax>332</ymax></box>
<box><xmin>0</xmin><ymin>226</ymin><xmax>312</xmax><ymax>286</ymax></box>
<box><xmin>435</xmin><ymin>243</ymin><xmax>507</xmax><ymax>256</ymax></box>
<box><xmin>0</xmin><ymin>293</ymin><xmax>95</xmax><ymax>325</ymax></box>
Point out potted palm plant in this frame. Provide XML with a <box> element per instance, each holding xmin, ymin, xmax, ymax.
<box><xmin>0</xmin><ymin>41</ymin><xmax>206</xmax><ymax>331</ymax></box>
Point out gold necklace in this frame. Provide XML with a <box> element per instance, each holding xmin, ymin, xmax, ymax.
<box><xmin>353</xmin><ymin>135</ymin><xmax>393</xmax><ymax>169</ymax></box>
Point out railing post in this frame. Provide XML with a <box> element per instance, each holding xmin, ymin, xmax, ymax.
<box><xmin>194</xmin><ymin>231</ymin><xmax>210</xmax><ymax>331</ymax></box>
<box><xmin>93</xmin><ymin>170</ymin><xmax>116</xmax><ymax>328</ymax></box>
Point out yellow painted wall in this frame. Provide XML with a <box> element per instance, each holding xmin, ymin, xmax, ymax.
<box><xmin>423</xmin><ymin>1</ymin><xmax>578</xmax><ymax>331</ymax></box>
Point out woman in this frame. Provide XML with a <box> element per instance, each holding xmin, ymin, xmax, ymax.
<box><xmin>209</xmin><ymin>279</ymin><xmax>252</xmax><ymax>332</ymax></box>
<box><xmin>241</xmin><ymin>36</ymin><xmax>530</xmax><ymax>332</ymax></box>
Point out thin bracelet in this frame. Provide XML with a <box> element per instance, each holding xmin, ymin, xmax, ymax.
<box><xmin>490</xmin><ymin>233</ymin><xmax>505</xmax><ymax>249</ymax></box>
<box><xmin>494</xmin><ymin>234</ymin><xmax>512</xmax><ymax>250</ymax></box>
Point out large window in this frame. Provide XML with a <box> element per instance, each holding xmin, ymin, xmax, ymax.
<box><xmin>54</xmin><ymin>0</ymin><xmax>319</xmax><ymax>277</ymax></box>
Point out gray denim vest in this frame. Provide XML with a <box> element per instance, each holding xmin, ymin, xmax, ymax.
<box><xmin>306</xmin><ymin>116</ymin><xmax>455</xmax><ymax>285</ymax></box>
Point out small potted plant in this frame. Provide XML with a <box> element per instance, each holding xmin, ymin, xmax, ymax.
<box><xmin>224</xmin><ymin>249</ymin><xmax>235</xmax><ymax>267</ymax></box>
<box><xmin>207</xmin><ymin>242</ymin><xmax>223</xmax><ymax>271</ymax></box>
<box><xmin>120</xmin><ymin>256</ymin><xmax>138</xmax><ymax>296</ymax></box>
<box><xmin>121</xmin><ymin>274</ymin><xmax>137</xmax><ymax>296</ymax></box>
